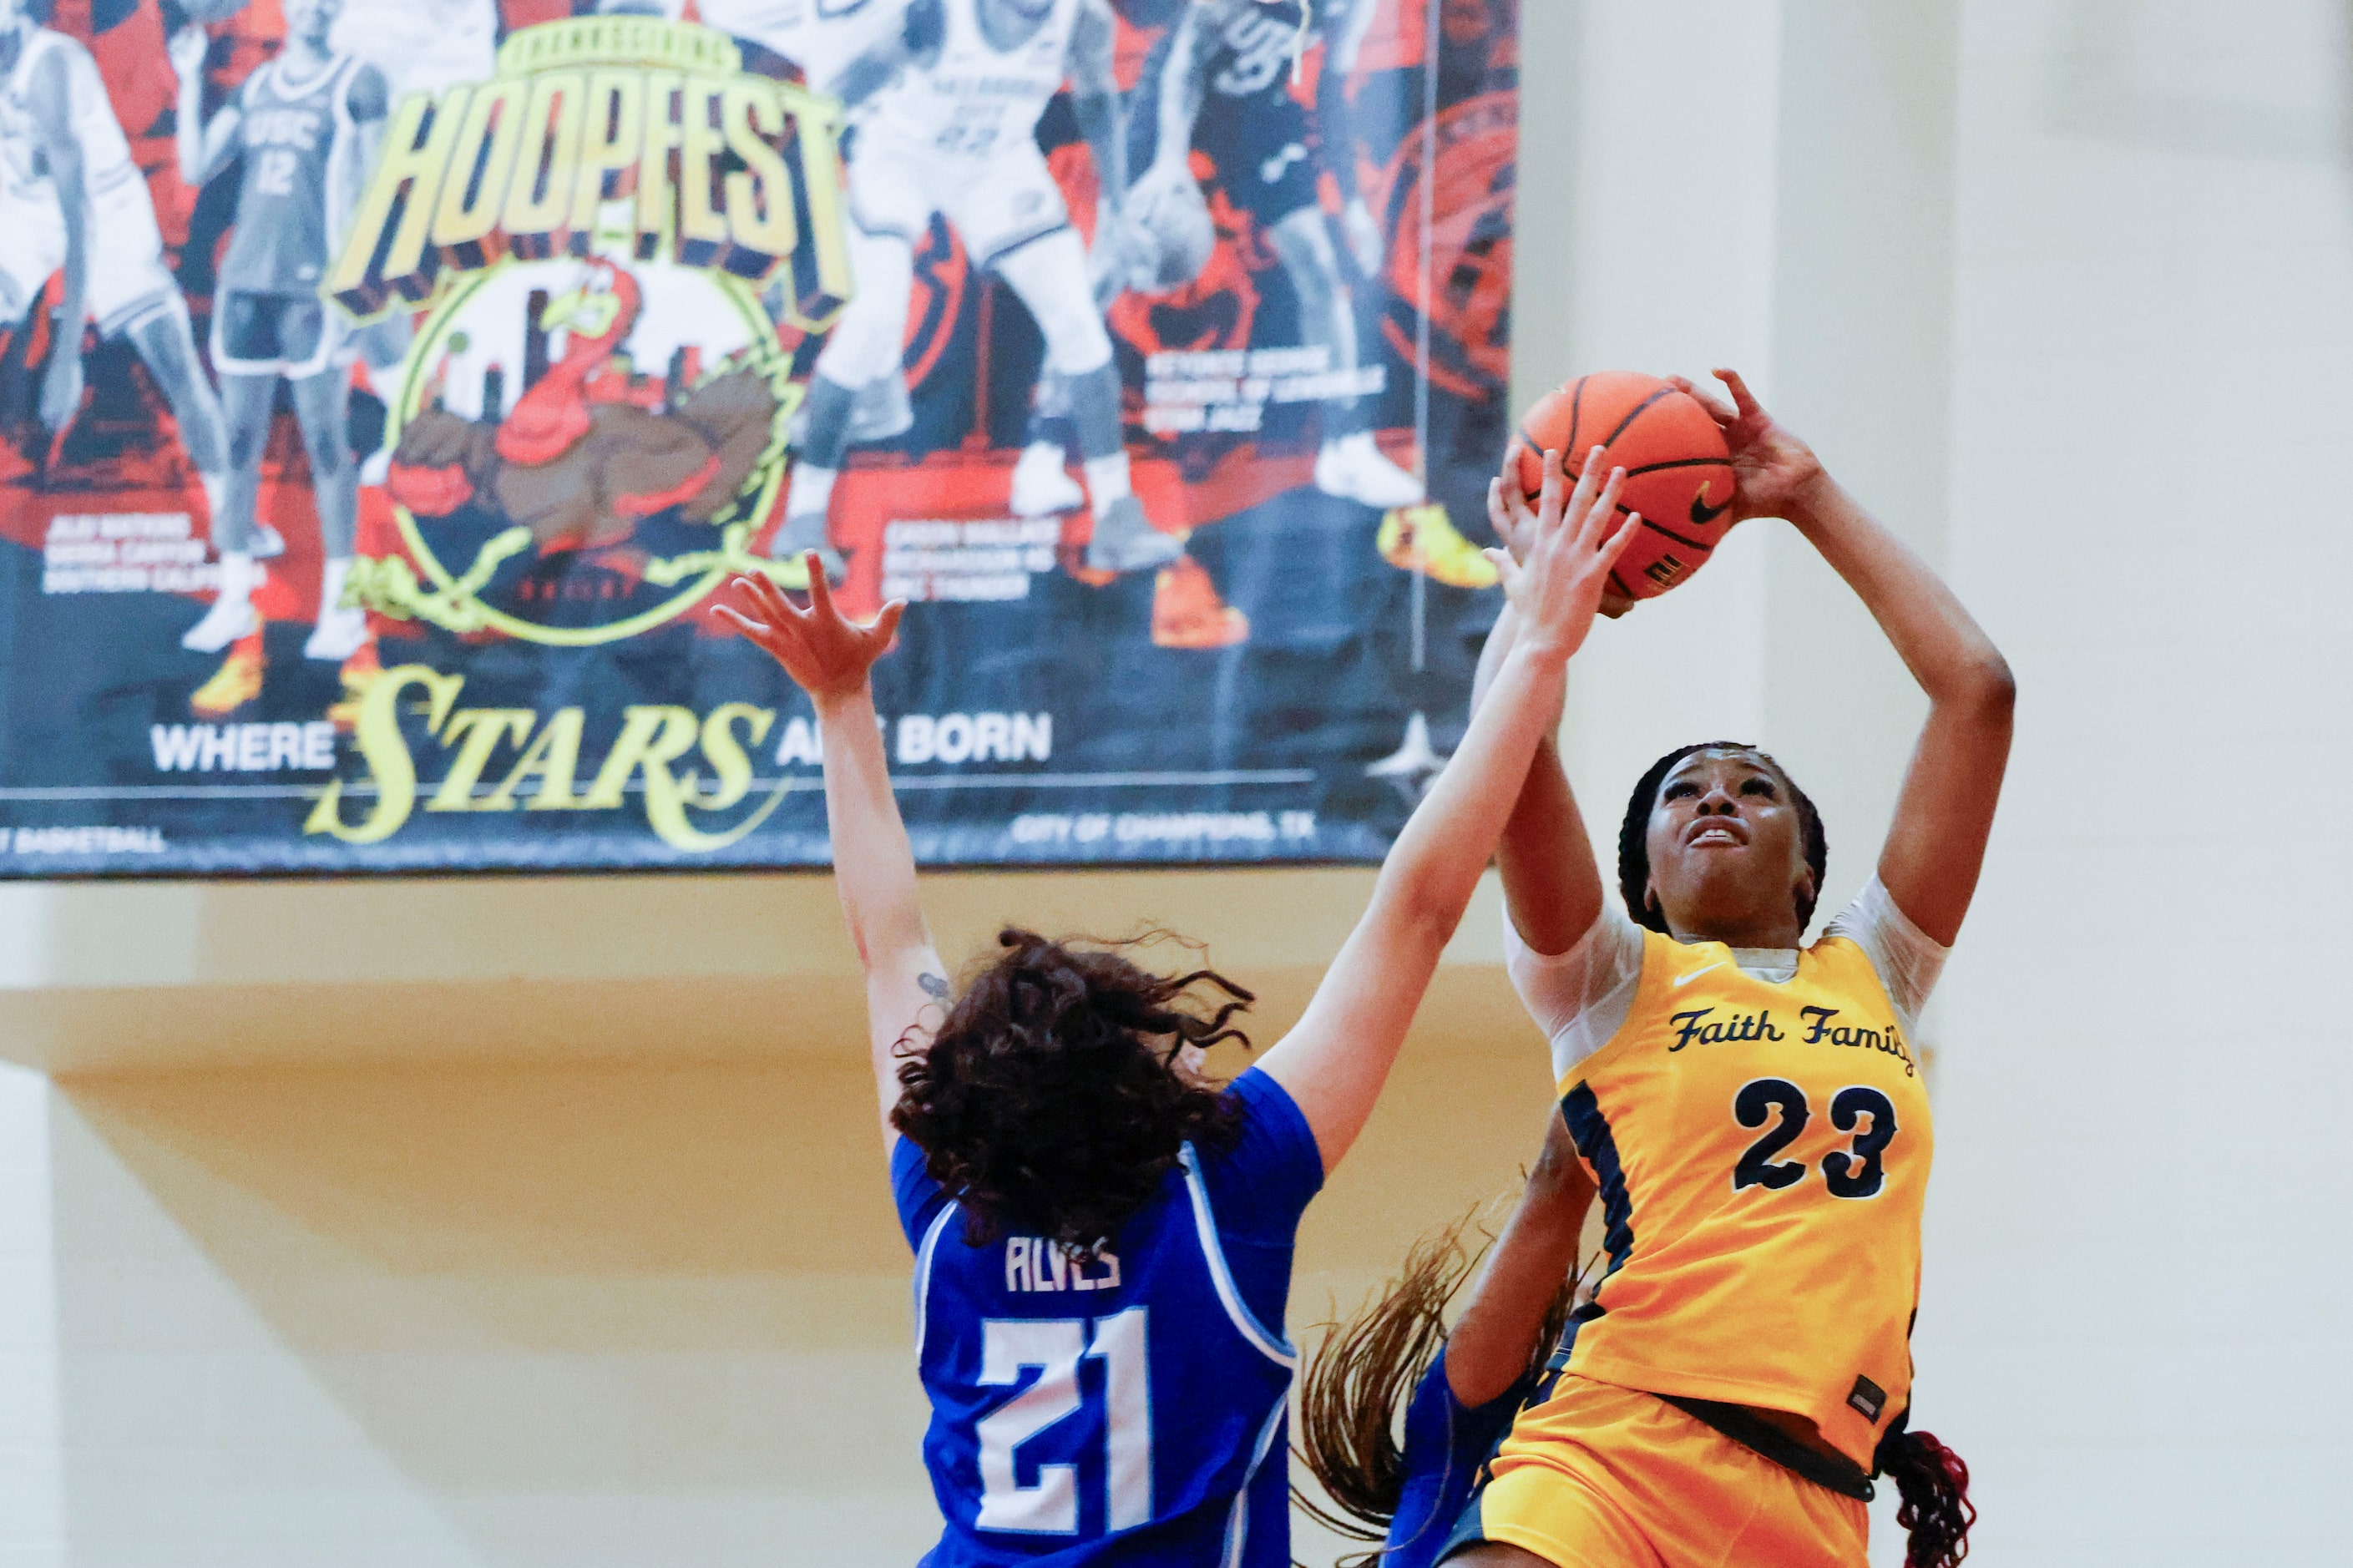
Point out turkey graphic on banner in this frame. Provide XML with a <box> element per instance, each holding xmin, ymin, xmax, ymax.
<box><xmin>0</xmin><ymin>0</ymin><xmax>1517</xmax><ymax>873</ymax></box>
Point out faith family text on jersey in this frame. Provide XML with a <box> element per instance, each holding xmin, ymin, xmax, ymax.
<box><xmin>1663</xmin><ymin>1004</ymin><xmax>1918</xmax><ymax>1077</ymax></box>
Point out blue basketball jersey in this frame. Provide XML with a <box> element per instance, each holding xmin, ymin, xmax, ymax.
<box><xmin>1379</xmin><ymin>1349</ymin><xmax>1542</xmax><ymax>1568</ymax></box>
<box><xmin>893</xmin><ymin>1069</ymin><xmax>1323</xmax><ymax>1566</ymax></box>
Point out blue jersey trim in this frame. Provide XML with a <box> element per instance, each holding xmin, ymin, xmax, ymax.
<box><xmin>1178</xmin><ymin>1142</ymin><xmax>1297</xmax><ymax>1367</ymax></box>
<box><xmin>1555</xmin><ymin>1082</ymin><xmax>1636</xmax><ymax>1365</ymax></box>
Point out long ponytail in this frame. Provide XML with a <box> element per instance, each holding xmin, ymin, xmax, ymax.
<box><xmin>1292</xmin><ymin>1212</ymin><xmax>1576</xmax><ymax>1553</ymax></box>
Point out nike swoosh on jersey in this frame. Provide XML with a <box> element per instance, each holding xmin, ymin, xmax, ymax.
<box><xmin>1690</xmin><ymin>483</ymin><xmax>1731</xmax><ymax>527</ymax></box>
<box><xmin>1671</xmin><ymin>962</ymin><xmax>1726</xmax><ymax>989</ymax></box>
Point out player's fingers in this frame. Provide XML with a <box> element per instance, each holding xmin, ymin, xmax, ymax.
<box><xmin>711</xmin><ymin>602</ymin><xmax>762</xmax><ymax>637</ymax></box>
<box><xmin>1499</xmin><ymin>463</ymin><xmax>1538</xmax><ymax>529</ymax></box>
<box><xmin>1498</xmin><ymin>437</ymin><xmax>1530</xmax><ymax>492</ymax></box>
<box><xmin>801</xmin><ymin>553</ymin><xmax>840</xmax><ymax>616</ymax></box>
<box><xmin>1671</xmin><ymin>374</ymin><xmax>1738</xmax><ymax>427</ymax></box>
<box><xmin>711</xmin><ymin>598</ymin><xmax>767</xmax><ymax>630</ymax></box>
<box><xmin>1485</xmin><ymin>548</ymin><xmax>1523</xmax><ymax>603</ymax></box>
<box><xmin>1580</xmin><ymin>467</ymin><xmax>1627</xmax><ymax>547</ymax></box>
<box><xmin>1599</xmin><ymin>511</ymin><xmax>1642</xmax><ymax>569</ymax></box>
<box><xmin>869</xmin><ymin>599</ymin><xmax>907</xmax><ymax>649</ymax></box>
<box><xmin>714</xmin><ymin>603</ymin><xmax>791</xmax><ymax>662</ymax></box>
<box><xmin>1549</xmin><ymin>446</ymin><xmax>1597</xmax><ymax>528</ymax></box>
<box><xmin>1714</xmin><ymin>367</ymin><xmax>1764</xmax><ymax>421</ymax></box>
<box><xmin>1491</xmin><ymin>478</ymin><xmax>1536</xmax><ymax>554</ymax></box>
<box><xmin>734</xmin><ymin>570</ymin><xmax>786</xmax><ymax>618</ymax></box>
<box><xmin>1562</xmin><ymin>443</ymin><xmax>1607</xmax><ymax>527</ymax></box>
<box><xmin>1536</xmin><ymin>448</ymin><xmax>1568</xmax><ymax>525</ymax></box>
<box><xmin>736</xmin><ymin>574</ymin><xmax>795</xmax><ymax>630</ymax></box>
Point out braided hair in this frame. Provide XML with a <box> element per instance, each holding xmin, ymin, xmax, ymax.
<box><xmin>1616</xmin><ymin>742</ymin><xmax>1829</xmax><ymax>935</ymax></box>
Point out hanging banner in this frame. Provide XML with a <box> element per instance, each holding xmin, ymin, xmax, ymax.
<box><xmin>0</xmin><ymin>0</ymin><xmax>1516</xmax><ymax>873</ymax></box>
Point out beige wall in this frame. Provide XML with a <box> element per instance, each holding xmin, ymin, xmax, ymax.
<box><xmin>1923</xmin><ymin>1</ymin><xmax>2353</xmax><ymax>1559</ymax></box>
<box><xmin>6</xmin><ymin>1</ymin><xmax>2352</xmax><ymax>1563</ymax></box>
<box><xmin>28</xmin><ymin>1042</ymin><xmax>1561</xmax><ymax>1567</ymax></box>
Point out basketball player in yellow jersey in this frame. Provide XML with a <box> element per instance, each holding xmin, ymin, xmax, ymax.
<box><xmin>1442</xmin><ymin>370</ymin><xmax>2013</xmax><ymax>1568</ymax></box>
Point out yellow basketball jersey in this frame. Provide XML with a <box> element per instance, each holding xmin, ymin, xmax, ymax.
<box><xmin>1555</xmin><ymin>927</ymin><xmax>1932</xmax><ymax>1469</ymax></box>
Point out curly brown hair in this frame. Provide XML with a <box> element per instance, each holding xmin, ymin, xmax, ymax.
<box><xmin>890</xmin><ymin>928</ymin><xmax>1256</xmax><ymax>1254</ymax></box>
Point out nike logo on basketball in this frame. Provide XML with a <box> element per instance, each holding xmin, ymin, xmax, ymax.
<box><xmin>1672</xmin><ymin>963</ymin><xmax>1724</xmax><ymax>989</ymax></box>
<box><xmin>1689</xmin><ymin>484</ymin><xmax>1731</xmax><ymax>527</ymax></box>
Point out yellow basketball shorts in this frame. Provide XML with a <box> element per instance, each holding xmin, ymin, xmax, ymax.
<box><xmin>1445</xmin><ymin>1374</ymin><xmax>1869</xmax><ymax>1568</ymax></box>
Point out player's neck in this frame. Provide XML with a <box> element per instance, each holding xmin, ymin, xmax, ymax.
<box><xmin>1663</xmin><ymin>908</ymin><xmax>1804</xmax><ymax>953</ymax></box>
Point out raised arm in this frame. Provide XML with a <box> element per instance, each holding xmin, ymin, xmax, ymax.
<box><xmin>1470</xmin><ymin>448</ymin><xmax>1622</xmax><ymax>956</ymax></box>
<box><xmin>1256</xmin><ymin>456</ymin><xmax>1637</xmax><ymax>1171</ymax></box>
<box><xmin>1674</xmin><ymin>369</ymin><xmax>2015</xmax><ymax>943</ymax></box>
<box><xmin>1444</xmin><ymin>1107</ymin><xmax>1595</xmax><ymax>1409</ymax></box>
<box><xmin>167</xmin><ymin>27</ymin><xmax>243</xmax><ymax>189</ymax></box>
<box><xmin>718</xmin><ymin>564</ymin><xmax>944</xmax><ymax>1145</ymax></box>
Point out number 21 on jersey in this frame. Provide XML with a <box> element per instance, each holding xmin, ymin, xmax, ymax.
<box><xmin>977</xmin><ymin>1308</ymin><xmax>1151</xmax><ymax>1535</ymax></box>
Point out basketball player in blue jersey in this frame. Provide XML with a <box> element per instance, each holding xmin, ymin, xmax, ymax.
<box><xmin>170</xmin><ymin>0</ymin><xmax>387</xmax><ymax>696</ymax></box>
<box><xmin>712</xmin><ymin>442</ymin><xmax>1642</xmax><ymax>1564</ymax></box>
<box><xmin>1293</xmin><ymin>1106</ymin><xmax>1591</xmax><ymax>1568</ymax></box>
<box><xmin>768</xmin><ymin>0</ymin><xmax>1175</xmax><ymax>585</ymax></box>
<box><xmin>0</xmin><ymin>0</ymin><xmax>229</xmax><ymax>521</ymax></box>
<box><xmin>1127</xmin><ymin>0</ymin><xmax>1420</xmax><ymax>511</ymax></box>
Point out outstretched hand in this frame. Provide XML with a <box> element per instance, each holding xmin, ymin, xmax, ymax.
<box><xmin>1484</xmin><ymin>445</ymin><xmax>1638</xmax><ymax>661</ymax></box>
<box><xmin>713</xmin><ymin>557</ymin><xmax>905</xmax><ymax>706</ymax></box>
<box><xmin>1489</xmin><ymin>443</ymin><xmax>1637</xmax><ymax>620</ymax></box>
<box><xmin>1668</xmin><ymin>367</ymin><xmax>1827</xmax><ymax>524</ymax></box>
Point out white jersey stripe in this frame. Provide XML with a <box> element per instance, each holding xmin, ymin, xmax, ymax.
<box><xmin>1177</xmin><ymin>1142</ymin><xmax>1295</xmax><ymax>1368</ymax></box>
<box><xmin>910</xmin><ymin>1202</ymin><xmax>956</xmax><ymax>1360</ymax></box>
<box><xmin>1217</xmin><ymin>1393</ymin><xmax>1288</xmax><ymax>1568</ymax></box>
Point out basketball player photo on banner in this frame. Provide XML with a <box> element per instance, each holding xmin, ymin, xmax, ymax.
<box><xmin>0</xmin><ymin>0</ymin><xmax>1519</xmax><ymax>873</ymax></box>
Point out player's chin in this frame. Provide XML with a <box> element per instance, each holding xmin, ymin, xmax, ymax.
<box><xmin>1666</xmin><ymin>848</ymin><xmax>1770</xmax><ymax>897</ymax></box>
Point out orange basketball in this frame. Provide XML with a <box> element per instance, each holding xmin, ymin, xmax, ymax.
<box><xmin>1514</xmin><ymin>372</ymin><xmax>1737</xmax><ymax>600</ymax></box>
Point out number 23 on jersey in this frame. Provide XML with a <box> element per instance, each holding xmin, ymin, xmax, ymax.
<box><xmin>1731</xmin><ymin>1079</ymin><xmax>1900</xmax><ymax>1198</ymax></box>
